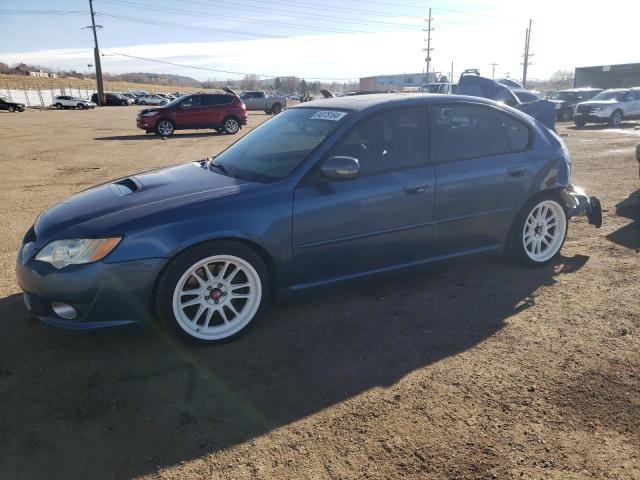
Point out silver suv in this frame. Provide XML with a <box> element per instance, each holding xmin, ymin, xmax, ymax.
<box><xmin>574</xmin><ymin>88</ymin><xmax>640</xmax><ymax>127</ymax></box>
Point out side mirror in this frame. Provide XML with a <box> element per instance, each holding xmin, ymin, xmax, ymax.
<box><xmin>321</xmin><ymin>156</ymin><xmax>360</xmax><ymax>180</ymax></box>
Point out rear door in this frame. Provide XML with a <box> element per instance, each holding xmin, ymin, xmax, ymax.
<box><xmin>430</xmin><ymin>102</ymin><xmax>534</xmax><ymax>255</ymax></box>
<box><xmin>200</xmin><ymin>95</ymin><xmax>224</xmax><ymax>127</ymax></box>
<box><xmin>627</xmin><ymin>89</ymin><xmax>640</xmax><ymax>118</ymax></box>
<box><xmin>292</xmin><ymin>106</ymin><xmax>436</xmax><ymax>284</ymax></box>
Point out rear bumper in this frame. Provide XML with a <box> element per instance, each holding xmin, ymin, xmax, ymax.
<box><xmin>561</xmin><ymin>185</ymin><xmax>602</xmax><ymax>228</ymax></box>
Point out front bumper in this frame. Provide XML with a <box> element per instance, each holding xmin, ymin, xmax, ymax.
<box><xmin>16</xmin><ymin>247</ymin><xmax>168</xmax><ymax>330</ymax></box>
<box><xmin>561</xmin><ymin>185</ymin><xmax>602</xmax><ymax>228</ymax></box>
<box><xmin>573</xmin><ymin>111</ymin><xmax>611</xmax><ymax>123</ymax></box>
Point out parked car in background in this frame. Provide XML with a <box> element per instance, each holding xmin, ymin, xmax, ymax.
<box><xmin>573</xmin><ymin>88</ymin><xmax>640</xmax><ymax>128</ymax></box>
<box><xmin>136</xmin><ymin>92</ymin><xmax>247</xmax><ymax>136</ymax></box>
<box><xmin>547</xmin><ymin>88</ymin><xmax>603</xmax><ymax>121</ymax></box>
<box><xmin>499</xmin><ymin>78</ymin><xmax>524</xmax><ymax>89</ymax></box>
<box><xmin>17</xmin><ymin>94</ymin><xmax>602</xmax><ymax>344</ymax></box>
<box><xmin>137</xmin><ymin>94</ymin><xmax>168</xmax><ymax>106</ymax></box>
<box><xmin>233</xmin><ymin>89</ymin><xmax>287</xmax><ymax>114</ymax></box>
<box><xmin>512</xmin><ymin>89</ymin><xmax>544</xmax><ymax>103</ymax></box>
<box><xmin>121</xmin><ymin>93</ymin><xmax>137</xmax><ymax>102</ymax></box>
<box><xmin>419</xmin><ymin>82</ymin><xmax>457</xmax><ymax>94</ymax></box>
<box><xmin>91</xmin><ymin>93</ymin><xmax>133</xmax><ymax>106</ymax></box>
<box><xmin>0</xmin><ymin>96</ymin><xmax>25</xmax><ymax>112</ymax></box>
<box><xmin>52</xmin><ymin>95</ymin><xmax>96</xmax><ymax>110</ymax></box>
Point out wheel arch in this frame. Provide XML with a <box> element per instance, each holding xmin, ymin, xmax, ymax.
<box><xmin>152</xmin><ymin>235</ymin><xmax>279</xmax><ymax>306</ymax></box>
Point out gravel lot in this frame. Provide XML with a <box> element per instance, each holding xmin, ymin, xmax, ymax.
<box><xmin>0</xmin><ymin>107</ymin><xmax>638</xmax><ymax>480</ymax></box>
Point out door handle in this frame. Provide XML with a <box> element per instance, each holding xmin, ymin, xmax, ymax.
<box><xmin>404</xmin><ymin>184</ymin><xmax>428</xmax><ymax>194</ymax></box>
<box><xmin>507</xmin><ymin>166</ymin><xmax>528</xmax><ymax>178</ymax></box>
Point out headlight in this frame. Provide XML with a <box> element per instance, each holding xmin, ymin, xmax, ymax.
<box><xmin>35</xmin><ymin>237</ymin><xmax>122</xmax><ymax>269</ymax></box>
<box><xmin>142</xmin><ymin>110</ymin><xmax>158</xmax><ymax>117</ymax></box>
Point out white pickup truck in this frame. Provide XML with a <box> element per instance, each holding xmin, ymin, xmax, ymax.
<box><xmin>224</xmin><ymin>88</ymin><xmax>287</xmax><ymax>114</ymax></box>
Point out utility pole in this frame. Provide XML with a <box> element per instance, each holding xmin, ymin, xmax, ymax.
<box><xmin>490</xmin><ymin>63</ymin><xmax>499</xmax><ymax>79</ymax></box>
<box><xmin>87</xmin><ymin>0</ymin><xmax>105</xmax><ymax>106</ymax></box>
<box><xmin>521</xmin><ymin>19</ymin><xmax>533</xmax><ymax>88</ymax></box>
<box><xmin>423</xmin><ymin>8</ymin><xmax>433</xmax><ymax>83</ymax></box>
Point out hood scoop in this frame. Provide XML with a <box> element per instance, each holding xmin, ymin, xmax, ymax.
<box><xmin>109</xmin><ymin>177</ymin><xmax>141</xmax><ymax>196</ymax></box>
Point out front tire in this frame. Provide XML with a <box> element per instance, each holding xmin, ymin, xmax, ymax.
<box><xmin>77</xmin><ymin>103</ymin><xmax>85</xmax><ymax>110</ymax></box>
<box><xmin>155</xmin><ymin>119</ymin><xmax>175</xmax><ymax>136</ymax></box>
<box><xmin>155</xmin><ymin>241</ymin><xmax>270</xmax><ymax>344</ymax></box>
<box><xmin>8</xmin><ymin>106</ymin><xmax>15</xmax><ymax>112</ymax></box>
<box><xmin>223</xmin><ymin>116</ymin><xmax>240</xmax><ymax>134</ymax></box>
<box><xmin>508</xmin><ymin>195</ymin><xmax>568</xmax><ymax>267</ymax></box>
<box><xmin>574</xmin><ymin>120</ymin><xmax>585</xmax><ymax>128</ymax></box>
<box><xmin>608</xmin><ymin>110</ymin><xmax>622</xmax><ymax>128</ymax></box>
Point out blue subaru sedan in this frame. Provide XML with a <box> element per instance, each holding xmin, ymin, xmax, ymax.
<box><xmin>16</xmin><ymin>94</ymin><xmax>602</xmax><ymax>343</ymax></box>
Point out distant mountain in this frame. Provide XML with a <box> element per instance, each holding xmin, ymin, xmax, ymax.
<box><xmin>103</xmin><ymin>72</ymin><xmax>202</xmax><ymax>87</ymax></box>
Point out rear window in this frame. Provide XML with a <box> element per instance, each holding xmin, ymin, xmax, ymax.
<box><xmin>431</xmin><ymin>104</ymin><xmax>530</xmax><ymax>162</ymax></box>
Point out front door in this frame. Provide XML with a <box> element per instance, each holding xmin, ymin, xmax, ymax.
<box><xmin>430</xmin><ymin>102</ymin><xmax>534</xmax><ymax>255</ymax></box>
<box><xmin>173</xmin><ymin>95</ymin><xmax>203</xmax><ymax>128</ymax></box>
<box><xmin>293</xmin><ymin>107</ymin><xmax>436</xmax><ymax>285</ymax></box>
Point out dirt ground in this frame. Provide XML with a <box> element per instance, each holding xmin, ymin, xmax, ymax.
<box><xmin>0</xmin><ymin>107</ymin><xmax>638</xmax><ymax>480</ymax></box>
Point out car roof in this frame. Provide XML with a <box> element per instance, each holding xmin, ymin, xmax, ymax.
<box><xmin>291</xmin><ymin>93</ymin><xmax>504</xmax><ymax>112</ymax></box>
<box><xmin>558</xmin><ymin>87</ymin><xmax>602</xmax><ymax>92</ymax></box>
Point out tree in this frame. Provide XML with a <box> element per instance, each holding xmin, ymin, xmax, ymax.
<box><xmin>549</xmin><ymin>70</ymin><xmax>574</xmax><ymax>90</ymax></box>
<box><xmin>240</xmin><ymin>74</ymin><xmax>260</xmax><ymax>90</ymax></box>
<box><xmin>299</xmin><ymin>79</ymin><xmax>308</xmax><ymax>93</ymax></box>
<box><xmin>274</xmin><ymin>77</ymin><xmax>282</xmax><ymax>92</ymax></box>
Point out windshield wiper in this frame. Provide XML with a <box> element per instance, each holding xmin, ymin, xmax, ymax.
<box><xmin>205</xmin><ymin>158</ymin><xmax>234</xmax><ymax>177</ymax></box>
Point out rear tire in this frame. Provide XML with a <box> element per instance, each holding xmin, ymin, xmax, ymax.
<box><xmin>223</xmin><ymin>116</ymin><xmax>240</xmax><ymax>134</ymax></box>
<box><xmin>8</xmin><ymin>106</ymin><xmax>15</xmax><ymax>112</ymax></box>
<box><xmin>271</xmin><ymin>103</ymin><xmax>282</xmax><ymax>114</ymax></box>
<box><xmin>154</xmin><ymin>240</ymin><xmax>270</xmax><ymax>344</ymax></box>
<box><xmin>574</xmin><ymin>120</ymin><xmax>585</xmax><ymax>128</ymax></box>
<box><xmin>508</xmin><ymin>194</ymin><xmax>568</xmax><ymax>267</ymax></box>
<box><xmin>155</xmin><ymin>119</ymin><xmax>175</xmax><ymax>136</ymax></box>
<box><xmin>55</xmin><ymin>103</ymin><xmax>63</xmax><ymax>110</ymax></box>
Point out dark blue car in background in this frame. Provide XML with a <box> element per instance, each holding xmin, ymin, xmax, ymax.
<box><xmin>16</xmin><ymin>94</ymin><xmax>602</xmax><ymax>344</ymax></box>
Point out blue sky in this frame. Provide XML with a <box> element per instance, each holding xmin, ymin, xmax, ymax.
<box><xmin>0</xmin><ymin>0</ymin><xmax>637</xmax><ymax>82</ymax></box>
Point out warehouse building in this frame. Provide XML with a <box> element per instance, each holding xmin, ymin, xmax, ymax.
<box><xmin>574</xmin><ymin>63</ymin><xmax>640</xmax><ymax>89</ymax></box>
<box><xmin>359</xmin><ymin>72</ymin><xmax>438</xmax><ymax>92</ymax></box>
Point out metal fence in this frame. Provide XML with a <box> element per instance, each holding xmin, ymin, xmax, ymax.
<box><xmin>2</xmin><ymin>86</ymin><xmax>97</xmax><ymax>107</ymax></box>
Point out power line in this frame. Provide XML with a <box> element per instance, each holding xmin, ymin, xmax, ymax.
<box><xmin>172</xmin><ymin>0</ymin><xmax>422</xmax><ymax>30</ymax></box>
<box><xmin>97</xmin><ymin>0</ymin><xmax>420</xmax><ymax>35</ymax></box>
<box><xmin>0</xmin><ymin>9</ymin><xmax>86</xmax><ymax>15</ymax></box>
<box><xmin>103</xmin><ymin>52</ymin><xmax>359</xmax><ymax>80</ymax></box>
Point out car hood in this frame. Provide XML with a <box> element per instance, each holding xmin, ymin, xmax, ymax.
<box><xmin>34</xmin><ymin>163</ymin><xmax>257</xmax><ymax>246</ymax></box>
<box><xmin>578</xmin><ymin>99</ymin><xmax>618</xmax><ymax>107</ymax></box>
<box><xmin>138</xmin><ymin>107</ymin><xmax>164</xmax><ymax>115</ymax></box>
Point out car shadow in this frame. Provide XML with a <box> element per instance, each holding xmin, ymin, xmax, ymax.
<box><xmin>94</xmin><ymin>132</ymin><xmax>225</xmax><ymax>141</ymax></box>
<box><xmin>0</xmin><ymin>254</ymin><xmax>588</xmax><ymax>480</ymax></box>
<box><xmin>606</xmin><ymin>189</ymin><xmax>640</xmax><ymax>250</ymax></box>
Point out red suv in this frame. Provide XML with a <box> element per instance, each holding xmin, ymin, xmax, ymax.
<box><xmin>137</xmin><ymin>92</ymin><xmax>247</xmax><ymax>136</ymax></box>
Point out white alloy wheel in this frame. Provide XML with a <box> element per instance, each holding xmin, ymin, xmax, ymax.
<box><xmin>171</xmin><ymin>255</ymin><xmax>262</xmax><ymax>341</ymax></box>
<box><xmin>224</xmin><ymin>118</ymin><xmax>239</xmax><ymax>134</ymax></box>
<box><xmin>157</xmin><ymin>120</ymin><xmax>174</xmax><ymax>136</ymax></box>
<box><xmin>522</xmin><ymin>200</ymin><xmax>566</xmax><ymax>263</ymax></box>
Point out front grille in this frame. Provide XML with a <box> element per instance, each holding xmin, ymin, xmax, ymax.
<box><xmin>577</xmin><ymin>105</ymin><xmax>597</xmax><ymax>115</ymax></box>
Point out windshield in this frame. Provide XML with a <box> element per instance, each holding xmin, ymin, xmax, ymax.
<box><xmin>212</xmin><ymin>108</ymin><xmax>351</xmax><ymax>182</ymax></box>
<box><xmin>592</xmin><ymin>90</ymin><xmax>627</xmax><ymax>101</ymax></box>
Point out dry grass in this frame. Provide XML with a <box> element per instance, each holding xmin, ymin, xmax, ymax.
<box><xmin>0</xmin><ymin>73</ymin><xmax>213</xmax><ymax>94</ymax></box>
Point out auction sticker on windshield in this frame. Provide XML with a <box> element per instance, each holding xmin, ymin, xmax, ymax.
<box><xmin>310</xmin><ymin>110</ymin><xmax>347</xmax><ymax>121</ymax></box>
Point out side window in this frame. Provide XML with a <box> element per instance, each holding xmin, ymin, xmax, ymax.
<box><xmin>256</xmin><ymin>92</ymin><xmax>265</xmax><ymax>99</ymax></box>
<box><xmin>180</xmin><ymin>96</ymin><xmax>202</xmax><ymax>108</ymax></box>
<box><xmin>328</xmin><ymin>107</ymin><xmax>427</xmax><ymax>176</ymax></box>
<box><xmin>431</xmin><ymin>104</ymin><xmax>529</xmax><ymax>162</ymax></box>
<box><xmin>201</xmin><ymin>95</ymin><xmax>217</xmax><ymax>106</ymax></box>
<box><xmin>216</xmin><ymin>94</ymin><xmax>233</xmax><ymax>105</ymax></box>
